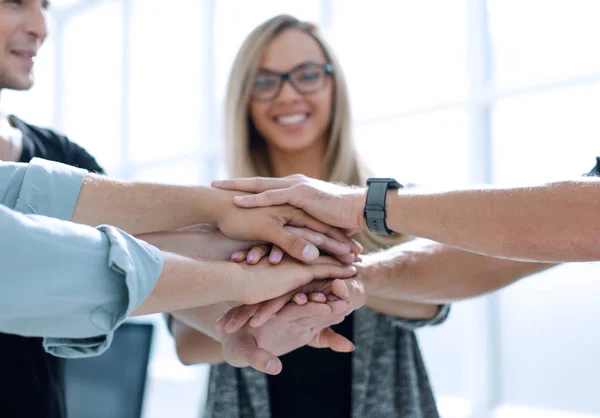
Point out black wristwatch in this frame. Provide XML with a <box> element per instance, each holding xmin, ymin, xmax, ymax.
<box><xmin>364</xmin><ymin>178</ymin><xmax>402</xmax><ymax>235</ymax></box>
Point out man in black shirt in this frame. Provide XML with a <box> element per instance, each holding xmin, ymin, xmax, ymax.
<box><xmin>1</xmin><ymin>1</ymin><xmax>103</xmax><ymax>416</ymax></box>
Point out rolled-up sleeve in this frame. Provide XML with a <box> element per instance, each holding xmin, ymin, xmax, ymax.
<box><xmin>0</xmin><ymin>206</ymin><xmax>163</xmax><ymax>357</ymax></box>
<box><xmin>388</xmin><ymin>304</ymin><xmax>451</xmax><ymax>331</ymax></box>
<box><xmin>0</xmin><ymin>159</ymin><xmax>163</xmax><ymax>357</ymax></box>
<box><xmin>0</xmin><ymin>158</ymin><xmax>86</xmax><ymax>221</ymax></box>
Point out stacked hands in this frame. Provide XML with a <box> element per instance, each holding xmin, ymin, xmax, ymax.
<box><xmin>173</xmin><ymin>175</ymin><xmax>370</xmax><ymax>376</ymax></box>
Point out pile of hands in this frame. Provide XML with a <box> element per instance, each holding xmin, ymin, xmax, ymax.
<box><xmin>173</xmin><ymin>175</ymin><xmax>373</xmax><ymax>375</ymax></box>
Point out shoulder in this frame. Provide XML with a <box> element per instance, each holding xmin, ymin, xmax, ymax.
<box><xmin>11</xmin><ymin>116</ymin><xmax>105</xmax><ymax>174</ymax></box>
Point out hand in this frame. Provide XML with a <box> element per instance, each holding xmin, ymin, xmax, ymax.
<box><xmin>220</xmin><ymin>300</ymin><xmax>354</xmax><ymax>375</ymax></box>
<box><xmin>219</xmin><ymin>276</ymin><xmax>366</xmax><ymax>333</ymax></box>
<box><xmin>212</xmin><ymin>175</ymin><xmax>367</xmax><ymax>233</ymax></box>
<box><xmin>231</xmin><ymin>226</ymin><xmax>357</xmax><ymax>265</ymax></box>
<box><xmin>234</xmin><ymin>256</ymin><xmax>356</xmax><ymax>306</ymax></box>
<box><xmin>213</xmin><ymin>188</ymin><xmax>362</xmax><ymax>261</ymax></box>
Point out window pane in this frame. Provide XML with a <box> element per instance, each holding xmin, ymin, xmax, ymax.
<box><xmin>214</xmin><ymin>0</ymin><xmax>322</xmax><ymax>105</ymax></box>
<box><xmin>488</xmin><ymin>0</ymin><xmax>600</xmax><ymax>88</ymax></box>
<box><xmin>492</xmin><ymin>84</ymin><xmax>600</xmax><ymax>413</ymax></box>
<box><xmin>61</xmin><ymin>0</ymin><xmax>124</xmax><ymax>173</ymax></box>
<box><xmin>127</xmin><ymin>0</ymin><xmax>205</xmax><ymax>164</ymax></box>
<box><xmin>355</xmin><ymin>109</ymin><xmax>470</xmax><ymax>186</ymax></box>
<box><xmin>131</xmin><ymin>158</ymin><xmax>203</xmax><ymax>186</ymax></box>
<box><xmin>492</xmin><ymin>83</ymin><xmax>600</xmax><ymax>184</ymax></box>
<box><xmin>498</xmin><ymin>263</ymin><xmax>600</xmax><ymax>412</ymax></box>
<box><xmin>329</xmin><ymin>0</ymin><xmax>469</xmax><ymax>120</ymax></box>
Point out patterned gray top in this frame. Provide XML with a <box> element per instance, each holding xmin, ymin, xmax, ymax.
<box><xmin>202</xmin><ymin>304</ymin><xmax>450</xmax><ymax>418</ymax></box>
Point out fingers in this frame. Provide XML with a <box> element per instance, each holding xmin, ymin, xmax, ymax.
<box><xmin>250</xmin><ymin>298</ymin><xmax>330</xmax><ymax>329</ymax></box>
<box><xmin>284</xmin><ymin>226</ymin><xmax>352</xmax><ymax>259</ymax></box>
<box><xmin>216</xmin><ymin>304</ymin><xmax>260</xmax><ymax>334</ymax></box>
<box><xmin>307</xmin><ymin>263</ymin><xmax>357</xmax><ymax>280</ymax></box>
<box><xmin>309</xmin><ymin>327</ymin><xmax>355</xmax><ymax>353</ymax></box>
<box><xmin>286</xmin><ymin>214</ymin><xmax>358</xmax><ymax>256</ymax></box>
<box><xmin>308</xmin><ymin>292</ymin><xmax>327</xmax><ymax>303</ymax></box>
<box><xmin>212</xmin><ymin>176</ymin><xmax>300</xmax><ymax>193</ymax></box>
<box><xmin>246</xmin><ymin>245</ymin><xmax>270</xmax><ymax>265</ymax></box>
<box><xmin>292</xmin><ymin>293</ymin><xmax>309</xmax><ymax>305</ymax></box>
<box><xmin>295</xmin><ymin>300</ymin><xmax>349</xmax><ymax>327</ymax></box>
<box><xmin>268</xmin><ymin>245</ymin><xmax>283</xmax><ymax>264</ymax></box>
<box><xmin>230</xmin><ymin>250</ymin><xmax>248</xmax><ymax>262</ymax></box>
<box><xmin>332</xmin><ymin>278</ymin><xmax>366</xmax><ymax>311</ymax></box>
<box><xmin>233</xmin><ymin>188</ymin><xmax>294</xmax><ymax>208</ymax></box>
<box><xmin>248</xmin><ymin>348</ymin><xmax>283</xmax><ymax>375</ymax></box>
<box><xmin>265</xmin><ymin>224</ymin><xmax>320</xmax><ymax>262</ymax></box>
<box><xmin>247</xmin><ymin>293</ymin><xmax>294</xmax><ymax>329</ymax></box>
<box><xmin>227</xmin><ymin>333</ymin><xmax>282</xmax><ymax>375</ymax></box>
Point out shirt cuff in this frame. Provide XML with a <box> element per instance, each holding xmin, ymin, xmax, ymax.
<box><xmin>389</xmin><ymin>304</ymin><xmax>451</xmax><ymax>331</ymax></box>
<box><xmin>43</xmin><ymin>226</ymin><xmax>164</xmax><ymax>358</ymax></box>
<box><xmin>14</xmin><ymin>157</ymin><xmax>87</xmax><ymax>221</ymax></box>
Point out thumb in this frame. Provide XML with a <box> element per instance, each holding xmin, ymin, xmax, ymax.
<box><xmin>227</xmin><ymin>333</ymin><xmax>282</xmax><ymax>375</ymax></box>
<box><xmin>310</xmin><ymin>327</ymin><xmax>355</xmax><ymax>353</ymax></box>
<box><xmin>266</xmin><ymin>225</ymin><xmax>320</xmax><ymax>262</ymax></box>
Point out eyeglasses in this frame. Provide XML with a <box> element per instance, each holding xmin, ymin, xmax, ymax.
<box><xmin>251</xmin><ymin>62</ymin><xmax>333</xmax><ymax>101</ymax></box>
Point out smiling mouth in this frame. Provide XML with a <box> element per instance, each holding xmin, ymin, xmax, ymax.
<box><xmin>274</xmin><ymin>113</ymin><xmax>309</xmax><ymax>126</ymax></box>
<box><xmin>11</xmin><ymin>50</ymin><xmax>37</xmax><ymax>62</ymax></box>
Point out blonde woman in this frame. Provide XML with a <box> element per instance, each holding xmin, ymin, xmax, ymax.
<box><xmin>172</xmin><ymin>15</ymin><xmax>449</xmax><ymax>418</ymax></box>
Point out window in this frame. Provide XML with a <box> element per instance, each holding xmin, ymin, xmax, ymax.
<box><xmin>8</xmin><ymin>1</ymin><xmax>600</xmax><ymax>417</ymax></box>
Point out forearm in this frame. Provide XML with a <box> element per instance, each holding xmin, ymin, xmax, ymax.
<box><xmin>365</xmin><ymin>296</ymin><xmax>439</xmax><ymax>319</ymax></box>
<box><xmin>137</xmin><ymin>228</ymin><xmax>258</xmax><ymax>261</ymax></box>
<box><xmin>71</xmin><ymin>174</ymin><xmax>231</xmax><ymax>234</ymax></box>
<box><xmin>364</xmin><ymin>239</ymin><xmax>554</xmax><ymax>304</ymax></box>
<box><xmin>172</xmin><ymin>321</ymin><xmax>225</xmax><ymax>365</ymax></box>
<box><xmin>170</xmin><ymin>304</ymin><xmax>229</xmax><ymax>365</ymax></box>
<box><xmin>385</xmin><ymin>179</ymin><xmax>600</xmax><ymax>262</ymax></box>
<box><xmin>132</xmin><ymin>254</ymin><xmax>243</xmax><ymax>316</ymax></box>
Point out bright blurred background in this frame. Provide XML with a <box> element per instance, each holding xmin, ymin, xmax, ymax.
<box><xmin>5</xmin><ymin>1</ymin><xmax>600</xmax><ymax>417</ymax></box>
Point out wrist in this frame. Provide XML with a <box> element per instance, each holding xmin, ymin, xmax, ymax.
<box><xmin>359</xmin><ymin>253</ymin><xmax>400</xmax><ymax>299</ymax></box>
<box><xmin>353</xmin><ymin>188</ymin><xmax>368</xmax><ymax>230</ymax></box>
<box><xmin>202</xmin><ymin>187</ymin><xmax>235</xmax><ymax>226</ymax></box>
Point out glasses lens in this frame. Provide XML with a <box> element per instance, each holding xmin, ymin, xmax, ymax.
<box><xmin>252</xmin><ymin>73</ymin><xmax>281</xmax><ymax>100</ymax></box>
<box><xmin>290</xmin><ymin>65</ymin><xmax>326</xmax><ymax>93</ymax></box>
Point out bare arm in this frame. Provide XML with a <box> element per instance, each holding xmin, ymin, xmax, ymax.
<box><xmin>363</xmin><ymin>239</ymin><xmax>555</xmax><ymax>304</ymax></box>
<box><xmin>71</xmin><ymin>174</ymin><xmax>226</xmax><ymax>234</ymax></box>
<box><xmin>215</xmin><ymin>175</ymin><xmax>600</xmax><ymax>263</ymax></box>
<box><xmin>172</xmin><ymin>321</ymin><xmax>224</xmax><ymax>365</ymax></box>
<box><xmin>170</xmin><ymin>304</ymin><xmax>228</xmax><ymax>365</ymax></box>
<box><xmin>385</xmin><ymin>180</ymin><xmax>600</xmax><ymax>263</ymax></box>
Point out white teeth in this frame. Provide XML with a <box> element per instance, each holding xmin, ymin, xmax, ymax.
<box><xmin>276</xmin><ymin>114</ymin><xmax>307</xmax><ymax>125</ymax></box>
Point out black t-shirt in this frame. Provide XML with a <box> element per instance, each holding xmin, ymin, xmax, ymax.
<box><xmin>268</xmin><ymin>312</ymin><xmax>354</xmax><ymax>418</ymax></box>
<box><xmin>0</xmin><ymin>115</ymin><xmax>103</xmax><ymax>418</ymax></box>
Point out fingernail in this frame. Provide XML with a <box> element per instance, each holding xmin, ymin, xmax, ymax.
<box><xmin>269</xmin><ymin>252</ymin><xmax>280</xmax><ymax>263</ymax></box>
<box><xmin>311</xmin><ymin>235</ymin><xmax>324</xmax><ymax>245</ymax></box>
<box><xmin>297</xmin><ymin>293</ymin><xmax>307</xmax><ymax>300</ymax></box>
<box><xmin>316</xmin><ymin>293</ymin><xmax>325</xmax><ymax>299</ymax></box>
<box><xmin>302</xmin><ymin>244</ymin><xmax>319</xmax><ymax>260</ymax></box>
<box><xmin>331</xmin><ymin>296</ymin><xmax>341</xmax><ymax>301</ymax></box>
<box><xmin>212</xmin><ymin>180</ymin><xmax>221</xmax><ymax>186</ymax></box>
<box><xmin>266</xmin><ymin>360</ymin><xmax>276</xmax><ymax>373</ymax></box>
<box><xmin>231</xmin><ymin>253</ymin><xmax>240</xmax><ymax>260</ymax></box>
<box><xmin>233</xmin><ymin>196</ymin><xmax>245</xmax><ymax>202</ymax></box>
<box><xmin>226</xmin><ymin>319</ymin><xmax>236</xmax><ymax>330</ymax></box>
<box><xmin>250</xmin><ymin>316</ymin><xmax>259</xmax><ymax>326</ymax></box>
<box><xmin>247</xmin><ymin>253</ymin><xmax>256</xmax><ymax>262</ymax></box>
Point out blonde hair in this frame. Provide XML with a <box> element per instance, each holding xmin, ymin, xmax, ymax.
<box><xmin>223</xmin><ymin>14</ymin><xmax>408</xmax><ymax>252</ymax></box>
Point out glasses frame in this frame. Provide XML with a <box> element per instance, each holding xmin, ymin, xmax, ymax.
<box><xmin>251</xmin><ymin>62</ymin><xmax>334</xmax><ymax>101</ymax></box>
